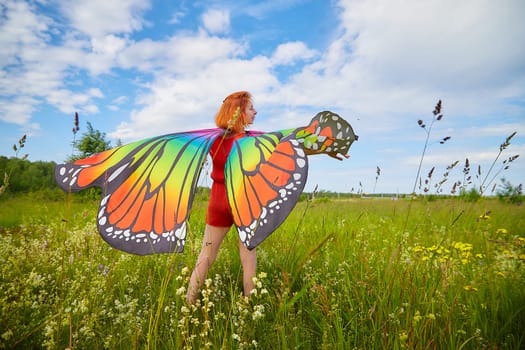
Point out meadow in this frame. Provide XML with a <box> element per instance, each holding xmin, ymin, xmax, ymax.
<box><xmin>0</xmin><ymin>194</ymin><xmax>524</xmax><ymax>349</ymax></box>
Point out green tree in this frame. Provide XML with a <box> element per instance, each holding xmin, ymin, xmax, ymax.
<box><xmin>67</xmin><ymin>122</ymin><xmax>111</xmax><ymax>162</ymax></box>
<box><xmin>497</xmin><ymin>178</ymin><xmax>523</xmax><ymax>204</ymax></box>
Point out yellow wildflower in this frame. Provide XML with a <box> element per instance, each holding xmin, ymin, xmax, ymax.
<box><xmin>478</xmin><ymin>211</ymin><xmax>491</xmax><ymax>220</ymax></box>
<box><xmin>463</xmin><ymin>285</ymin><xmax>478</xmax><ymax>292</ymax></box>
<box><xmin>227</xmin><ymin>107</ymin><xmax>241</xmax><ymax>130</ymax></box>
<box><xmin>496</xmin><ymin>228</ymin><xmax>508</xmax><ymax>234</ymax></box>
<box><xmin>438</xmin><ymin>256</ymin><xmax>450</xmax><ymax>263</ymax></box>
<box><xmin>413</xmin><ymin>245</ymin><xmax>425</xmax><ymax>253</ymax></box>
<box><xmin>399</xmin><ymin>331</ymin><xmax>408</xmax><ymax>341</ymax></box>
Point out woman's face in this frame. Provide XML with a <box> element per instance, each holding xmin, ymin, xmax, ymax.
<box><xmin>244</xmin><ymin>102</ymin><xmax>257</xmax><ymax>125</ymax></box>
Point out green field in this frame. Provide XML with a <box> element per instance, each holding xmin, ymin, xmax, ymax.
<box><xmin>1</xmin><ymin>195</ymin><xmax>524</xmax><ymax>349</ymax></box>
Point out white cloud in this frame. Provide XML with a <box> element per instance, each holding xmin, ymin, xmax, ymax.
<box><xmin>0</xmin><ymin>1</ymin><xmax>51</xmax><ymax>66</ymax></box>
<box><xmin>271</xmin><ymin>42</ymin><xmax>318</xmax><ymax>66</ymax></box>
<box><xmin>169</xmin><ymin>10</ymin><xmax>186</xmax><ymax>25</ymax></box>
<box><xmin>46</xmin><ymin>88</ymin><xmax>104</xmax><ymax>115</ymax></box>
<box><xmin>0</xmin><ymin>96</ymin><xmax>37</xmax><ymax>124</ymax></box>
<box><xmin>111</xmin><ymin>55</ymin><xmax>278</xmax><ymax>140</ymax></box>
<box><xmin>336</xmin><ymin>0</ymin><xmax>525</xmax><ymax>95</ymax></box>
<box><xmin>201</xmin><ymin>8</ymin><xmax>230</xmax><ymax>35</ymax></box>
<box><xmin>259</xmin><ymin>0</ymin><xmax>525</xmax><ymax>142</ymax></box>
<box><xmin>118</xmin><ymin>33</ymin><xmax>247</xmax><ymax>74</ymax></box>
<box><xmin>59</xmin><ymin>0</ymin><xmax>151</xmax><ymax>37</ymax></box>
<box><xmin>109</xmin><ymin>95</ymin><xmax>129</xmax><ymax>111</ymax></box>
<box><xmin>85</xmin><ymin>35</ymin><xmax>128</xmax><ymax>74</ymax></box>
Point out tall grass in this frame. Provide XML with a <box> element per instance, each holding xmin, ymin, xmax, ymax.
<box><xmin>2</xmin><ymin>100</ymin><xmax>523</xmax><ymax>349</ymax></box>
<box><xmin>1</xmin><ymin>195</ymin><xmax>524</xmax><ymax>349</ymax></box>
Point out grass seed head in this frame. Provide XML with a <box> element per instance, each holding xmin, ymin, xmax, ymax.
<box><xmin>433</xmin><ymin>100</ymin><xmax>442</xmax><ymax>116</ymax></box>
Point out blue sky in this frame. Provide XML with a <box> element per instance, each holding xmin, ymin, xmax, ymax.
<box><xmin>1</xmin><ymin>0</ymin><xmax>524</xmax><ymax>194</ymax></box>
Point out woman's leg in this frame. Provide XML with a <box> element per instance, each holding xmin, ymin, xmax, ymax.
<box><xmin>186</xmin><ymin>225</ymin><xmax>230</xmax><ymax>304</ymax></box>
<box><xmin>239</xmin><ymin>241</ymin><xmax>257</xmax><ymax>297</ymax></box>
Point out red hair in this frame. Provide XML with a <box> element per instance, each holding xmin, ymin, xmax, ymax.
<box><xmin>215</xmin><ymin>91</ymin><xmax>252</xmax><ymax>134</ymax></box>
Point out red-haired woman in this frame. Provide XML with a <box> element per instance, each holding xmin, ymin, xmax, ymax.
<box><xmin>186</xmin><ymin>91</ymin><xmax>258</xmax><ymax>304</ymax></box>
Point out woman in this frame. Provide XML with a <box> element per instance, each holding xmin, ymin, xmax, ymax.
<box><xmin>186</xmin><ymin>91</ymin><xmax>258</xmax><ymax>304</ymax></box>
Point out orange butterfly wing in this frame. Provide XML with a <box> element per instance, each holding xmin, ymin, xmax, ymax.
<box><xmin>225</xmin><ymin>111</ymin><xmax>358</xmax><ymax>249</ymax></box>
<box><xmin>225</xmin><ymin>131</ymin><xmax>308</xmax><ymax>249</ymax></box>
<box><xmin>55</xmin><ymin>129</ymin><xmax>224</xmax><ymax>255</ymax></box>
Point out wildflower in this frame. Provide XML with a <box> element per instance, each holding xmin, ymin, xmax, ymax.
<box><xmin>2</xmin><ymin>329</ymin><xmax>13</xmax><ymax>341</ymax></box>
<box><xmin>413</xmin><ymin>310</ymin><xmax>422</xmax><ymax>322</ymax></box>
<box><xmin>478</xmin><ymin>212</ymin><xmax>491</xmax><ymax>220</ymax></box>
<box><xmin>428</xmin><ymin>245</ymin><xmax>438</xmax><ymax>252</ymax></box>
<box><xmin>496</xmin><ymin>228</ymin><xmax>508</xmax><ymax>235</ymax></box>
<box><xmin>399</xmin><ymin>331</ymin><xmax>408</xmax><ymax>342</ymax></box>
<box><xmin>426</xmin><ymin>313</ymin><xmax>436</xmax><ymax>320</ymax></box>
<box><xmin>413</xmin><ymin>245</ymin><xmax>425</xmax><ymax>253</ymax></box>
<box><xmin>496</xmin><ymin>271</ymin><xmax>505</xmax><ymax>277</ymax></box>
<box><xmin>252</xmin><ymin>304</ymin><xmax>265</xmax><ymax>321</ymax></box>
<box><xmin>176</xmin><ymin>286</ymin><xmax>186</xmax><ymax>296</ymax></box>
<box><xmin>463</xmin><ymin>285</ymin><xmax>478</xmax><ymax>292</ymax></box>
<box><xmin>438</xmin><ymin>256</ymin><xmax>449</xmax><ymax>263</ymax></box>
<box><xmin>452</xmin><ymin>241</ymin><xmax>472</xmax><ymax>251</ymax></box>
<box><xmin>227</xmin><ymin>107</ymin><xmax>241</xmax><ymax>130</ymax></box>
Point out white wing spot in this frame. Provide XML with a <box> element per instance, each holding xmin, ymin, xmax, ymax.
<box><xmin>108</xmin><ymin>162</ymin><xmax>129</xmax><ymax>183</ymax></box>
<box><xmin>238</xmin><ymin>229</ymin><xmax>246</xmax><ymax>242</ymax></box>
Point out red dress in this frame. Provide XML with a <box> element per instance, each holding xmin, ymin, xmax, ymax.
<box><xmin>205</xmin><ymin>133</ymin><xmax>243</xmax><ymax>227</ymax></box>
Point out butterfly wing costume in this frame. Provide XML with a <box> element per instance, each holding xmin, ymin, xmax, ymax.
<box><xmin>55</xmin><ymin>111</ymin><xmax>358</xmax><ymax>255</ymax></box>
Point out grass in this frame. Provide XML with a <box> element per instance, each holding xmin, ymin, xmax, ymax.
<box><xmin>1</xmin><ymin>195</ymin><xmax>524</xmax><ymax>349</ymax></box>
